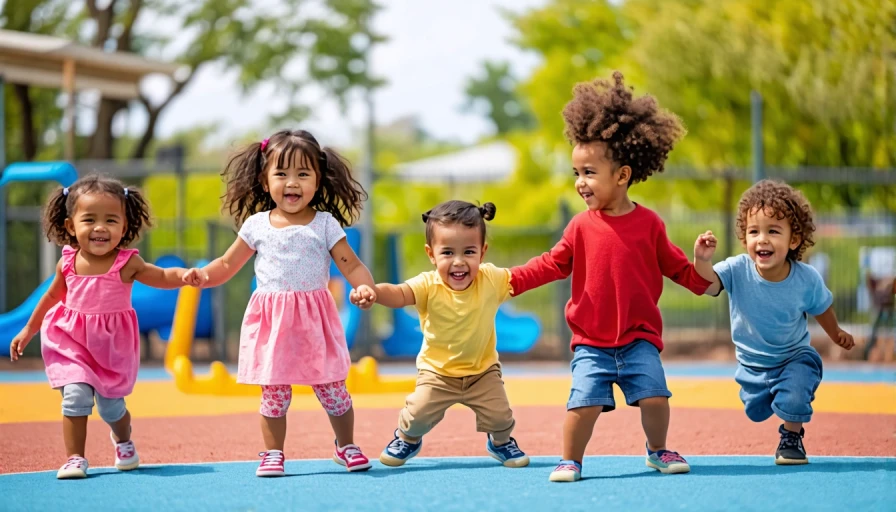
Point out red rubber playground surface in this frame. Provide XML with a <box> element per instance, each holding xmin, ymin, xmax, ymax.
<box><xmin>1</xmin><ymin>361</ymin><xmax>894</xmax><ymax>511</ymax></box>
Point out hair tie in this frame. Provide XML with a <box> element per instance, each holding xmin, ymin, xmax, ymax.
<box><xmin>124</xmin><ymin>187</ymin><xmax>129</xmax><ymax>197</ymax></box>
<box><xmin>62</xmin><ymin>187</ymin><xmax>69</xmax><ymax>196</ymax></box>
<box><xmin>260</xmin><ymin>138</ymin><xmax>269</xmax><ymax>151</ymax></box>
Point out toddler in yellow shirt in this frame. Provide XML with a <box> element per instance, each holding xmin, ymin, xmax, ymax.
<box><xmin>350</xmin><ymin>199</ymin><xmax>529</xmax><ymax>468</ymax></box>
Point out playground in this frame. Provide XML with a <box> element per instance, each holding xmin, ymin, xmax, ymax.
<box><xmin>2</xmin><ymin>4</ymin><xmax>896</xmax><ymax>510</ymax></box>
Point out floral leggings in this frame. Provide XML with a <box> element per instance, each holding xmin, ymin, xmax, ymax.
<box><xmin>260</xmin><ymin>381</ymin><xmax>352</xmax><ymax>418</ymax></box>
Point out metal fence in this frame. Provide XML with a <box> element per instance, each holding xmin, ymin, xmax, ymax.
<box><xmin>2</xmin><ymin>159</ymin><xmax>894</xmax><ymax>362</ymax></box>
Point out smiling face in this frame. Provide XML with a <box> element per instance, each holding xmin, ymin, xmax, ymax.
<box><xmin>743</xmin><ymin>207</ymin><xmax>801</xmax><ymax>281</ymax></box>
<box><xmin>64</xmin><ymin>193</ymin><xmax>126</xmax><ymax>256</ymax></box>
<box><xmin>425</xmin><ymin>223</ymin><xmax>487</xmax><ymax>291</ymax></box>
<box><xmin>572</xmin><ymin>142</ymin><xmax>631</xmax><ymax>212</ymax></box>
<box><xmin>263</xmin><ymin>150</ymin><xmax>319</xmax><ymax>218</ymax></box>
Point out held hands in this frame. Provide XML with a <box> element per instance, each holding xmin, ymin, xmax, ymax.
<box><xmin>182</xmin><ymin>267</ymin><xmax>209</xmax><ymax>288</ymax></box>
<box><xmin>834</xmin><ymin>329</ymin><xmax>855</xmax><ymax>350</ymax></box>
<box><xmin>694</xmin><ymin>230</ymin><xmax>717</xmax><ymax>262</ymax></box>
<box><xmin>349</xmin><ymin>285</ymin><xmax>377</xmax><ymax>310</ymax></box>
<box><xmin>9</xmin><ymin>328</ymin><xmax>32</xmax><ymax>361</ymax></box>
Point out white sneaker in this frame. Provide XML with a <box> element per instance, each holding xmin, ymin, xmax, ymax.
<box><xmin>57</xmin><ymin>456</ymin><xmax>89</xmax><ymax>479</ymax></box>
<box><xmin>111</xmin><ymin>431</ymin><xmax>140</xmax><ymax>470</ymax></box>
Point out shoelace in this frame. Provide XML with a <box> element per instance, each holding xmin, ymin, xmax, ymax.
<box><xmin>387</xmin><ymin>438</ymin><xmax>412</xmax><ymax>455</ymax></box>
<box><xmin>258</xmin><ymin>451</ymin><xmax>285</xmax><ymax>468</ymax></box>
<box><xmin>659</xmin><ymin>451</ymin><xmax>686</xmax><ymax>464</ymax></box>
<box><xmin>342</xmin><ymin>445</ymin><xmax>364</xmax><ymax>461</ymax></box>
<box><xmin>502</xmin><ymin>441</ymin><xmax>522</xmax><ymax>457</ymax></box>
<box><xmin>116</xmin><ymin>441</ymin><xmax>135</xmax><ymax>459</ymax></box>
<box><xmin>555</xmin><ymin>463</ymin><xmax>580</xmax><ymax>472</ymax></box>
<box><xmin>779</xmin><ymin>431</ymin><xmax>803</xmax><ymax>450</ymax></box>
<box><xmin>62</xmin><ymin>457</ymin><xmax>85</xmax><ymax>469</ymax></box>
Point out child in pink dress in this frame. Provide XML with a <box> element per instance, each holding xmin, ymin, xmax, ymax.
<box><xmin>183</xmin><ymin>129</ymin><xmax>378</xmax><ymax>477</ymax></box>
<box><xmin>9</xmin><ymin>174</ymin><xmax>189</xmax><ymax>479</ymax></box>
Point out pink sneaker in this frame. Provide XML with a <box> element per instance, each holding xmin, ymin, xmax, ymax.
<box><xmin>110</xmin><ymin>431</ymin><xmax>140</xmax><ymax>471</ymax></box>
<box><xmin>333</xmin><ymin>443</ymin><xmax>371</xmax><ymax>472</ymax></box>
<box><xmin>57</xmin><ymin>456</ymin><xmax>89</xmax><ymax>479</ymax></box>
<box><xmin>256</xmin><ymin>450</ymin><xmax>286</xmax><ymax>477</ymax></box>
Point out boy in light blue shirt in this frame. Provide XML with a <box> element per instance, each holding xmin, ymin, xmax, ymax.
<box><xmin>693</xmin><ymin>180</ymin><xmax>855</xmax><ymax>465</ymax></box>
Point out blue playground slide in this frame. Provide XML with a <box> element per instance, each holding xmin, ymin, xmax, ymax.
<box><xmin>249</xmin><ymin>227</ymin><xmax>362</xmax><ymax>349</ymax></box>
<box><xmin>0</xmin><ymin>254</ymin><xmax>214</xmax><ymax>358</ymax></box>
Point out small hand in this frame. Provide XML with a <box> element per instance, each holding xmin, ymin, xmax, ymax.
<box><xmin>182</xmin><ymin>267</ymin><xmax>208</xmax><ymax>288</ymax></box>
<box><xmin>9</xmin><ymin>328</ymin><xmax>32</xmax><ymax>361</ymax></box>
<box><xmin>694</xmin><ymin>230</ymin><xmax>717</xmax><ymax>262</ymax></box>
<box><xmin>835</xmin><ymin>329</ymin><xmax>855</xmax><ymax>350</ymax></box>
<box><xmin>350</xmin><ymin>285</ymin><xmax>377</xmax><ymax>310</ymax></box>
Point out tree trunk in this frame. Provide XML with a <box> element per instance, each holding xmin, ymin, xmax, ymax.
<box><xmin>87</xmin><ymin>98</ymin><xmax>126</xmax><ymax>159</ymax></box>
<box><xmin>132</xmin><ymin>107</ymin><xmax>160</xmax><ymax>159</ymax></box>
<box><xmin>12</xmin><ymin>84</ymin><xmax>37</xmax><ymax>161</ymax></box>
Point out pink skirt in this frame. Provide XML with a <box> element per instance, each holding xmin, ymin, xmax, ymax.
<box><xmin>41</xmin><ymin>304</ymin><xmax>140</xmax><ymax>398</ymax></box>
<box><xmin>237</xmin><ymin>289</ymin><xmax>350</xmax><ymax>385</ymax></box>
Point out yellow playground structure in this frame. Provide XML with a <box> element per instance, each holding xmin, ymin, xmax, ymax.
<box><xmin>164</xmin><ymin>286</ymin><xmax>416</xmax><ymax>396</ymax></box>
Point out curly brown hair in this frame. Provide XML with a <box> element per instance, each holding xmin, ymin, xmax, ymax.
<box><xmin>736</xmin><ymin>179</ymin><xmax>816</xmax><ymax>261</ymax></box>
<box><xmin>562</xmin><ymin>71</ymin><xmax>686</xmax><ymax>185</ymax></box>
<box><xmin>222</xmin><ymin>129</ymin><xmax>367</xmax><ymax>228</ymax></box>
<box><xmin>42</xmin><ymin>173</ymin><xmax>152</xmax><ymax>248</ymax></box>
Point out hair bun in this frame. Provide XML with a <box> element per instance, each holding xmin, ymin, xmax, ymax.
<box><xmin>479</xmin><ymin>202</ymin><xmax>496</xmax><ymax>221</ymax></box>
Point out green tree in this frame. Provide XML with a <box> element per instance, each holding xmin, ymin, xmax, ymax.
<box><xmin>1</xmin><ymin>0</ymin><xmax>387</xmax><ymax>160</ymax></box>
<box><xmin>463</xmin><ymin>60</ymin><xmax>535</xmax><ymax>135</ymax></box>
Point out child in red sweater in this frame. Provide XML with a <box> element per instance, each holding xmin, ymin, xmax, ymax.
<box><xmin>511</xmin><ymin>71</ymin><xmax>712</xmax><ymax>482</ymax></box>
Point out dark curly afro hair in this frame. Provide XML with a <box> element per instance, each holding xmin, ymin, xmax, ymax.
<box><xmin>562</xmin><ymin>71</ymin><xmax>686</xmax><ymax>185</ymax></box>
<box><xmin>736</xmin><ymin>179</ymin><xmax>816</xmax><ymax>262</ymax></box>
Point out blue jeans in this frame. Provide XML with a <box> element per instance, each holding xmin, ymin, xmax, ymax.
<box><xmin>567</xmin><ymin>340</ymin><xmax>672</xmax><ymax>412</ymax></box>
<box><xmin>735</xmin><ymin>348</ymin><xmax>823</xmax><ymax>423</ymax></box>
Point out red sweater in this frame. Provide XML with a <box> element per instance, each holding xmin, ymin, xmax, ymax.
<box><xmin>510</xmin><ymin>204</ymin><xmax>712</xmax><ymax>352</ymax></box>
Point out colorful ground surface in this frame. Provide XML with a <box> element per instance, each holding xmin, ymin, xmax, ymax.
<box><xmin>1</xmin><ymin>361</ymin><xmax>894</xmax><ymax>511</ymax></box>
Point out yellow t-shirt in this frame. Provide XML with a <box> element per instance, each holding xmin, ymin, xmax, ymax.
<box><xmin>405</xmin><ymin>263</ymin><xmax>513</xmax><ymax>377</ymax></box>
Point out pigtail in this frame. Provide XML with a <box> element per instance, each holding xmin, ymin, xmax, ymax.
<box><xmin>478</xmin><ymin>202</ymin><xmax>496</xmax><ymax>221</ymax></box>
<box><xmin>120</xmin><ymin>186</ymin><xmax>153</xmax><ymax>247</ymax></box>
<box><xmin>42</xmin><ymin>186</ymin><xmax>74</xmax><ymax>246</ymax></box>
<box><xmin>312</xmin><ymin>146</ymin><xmax>367</xmax><ymax>227</ymax></box>
<box><xmin>222</xmin><ymin>140</ymin><xmax>274</xmax><ymax>228</ymax></box>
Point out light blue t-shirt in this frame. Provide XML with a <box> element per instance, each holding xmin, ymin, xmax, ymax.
<box><xmin>713</xmin><ymin>253</ymin><xmax>833</xmax><ymax>369</ymax></box>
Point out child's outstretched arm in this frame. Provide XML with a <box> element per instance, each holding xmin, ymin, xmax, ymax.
<box><xmin>693</xmin><ymin>230</ymin><xmax>722</xmax><ymax>296</ymax></box>
<box><xmin>814</xmin><ymin>306</ymin><xmax>855</xmax><ymax>350</ymax></box>
<box><xmin>359</xmin><ymin>282</ymin><xmax>415</xmax><ymax>309</ymax></box>
<box><xmin>9</xmin><ymin>259</ymin><xmax>67</xmax><ymax>361</ymax></box>
<box><xmin>122</xmin><ymin>254</ymin><xmax>187</xmax><ymax>289</ymax></box>
<box><xmin>509</xmin><ymin>235</ymin><xmax>574</xmax><ymax>297</ymax></box>
<box><xmin>331</xmin><ymin>238</ymin><xmax>377</xmax><ymax>309</ymax></box>
<box><xmin>183</xmin><ymin>237</ymin><xmax>254</xmax><ymax>288</ymax></box>
<box><xmin>656</xmin><ymin>221</ymin><xmax>714</xmax><ymax>295</ymax></box>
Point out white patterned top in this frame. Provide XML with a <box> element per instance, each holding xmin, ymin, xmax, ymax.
<box><xmin>238</xmin><ymin>211</ymin><xmax>346</xmax><ymax>293</ymax></box>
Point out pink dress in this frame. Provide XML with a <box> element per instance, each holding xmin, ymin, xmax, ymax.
<box><xmin>41</xmin><ymin>246</ymin><xmax>141</xmax><ymax>398</ymax></box>
<box><xmin>237</xmin><ymin>211</ymin><xmax>350</xmax><ymax>385</ymax></box>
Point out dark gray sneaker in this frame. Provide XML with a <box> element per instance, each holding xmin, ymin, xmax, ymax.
<box><xmin>775</xmin><ymin>424</ymin><xmax>808</xmax><ymax>465</ymax></box>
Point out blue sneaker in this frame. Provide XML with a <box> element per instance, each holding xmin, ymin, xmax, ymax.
<box><xmin>646</xmin><ymin>448</ymin><xmax>691</xmax><ymax>474</ymax></box>
<box><xmin>549</xmin><ymin>460</ymin><xmax>582</xmax><ymax>482</ymax></box>
<box><xmin>486</xmin><ymin>436</ymin><xmax>530</xmax><ymax>468</ymax></box>
<box><xmin>379</xmin><ymin>430</ymin><xmax>422</xmax><ymax>467</ymax></box>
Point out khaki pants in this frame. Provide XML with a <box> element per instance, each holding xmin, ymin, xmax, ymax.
<box><xmin>398</xmin><ymin>364</ymin><xmax>516</xmax><ymax>444</ymax></box>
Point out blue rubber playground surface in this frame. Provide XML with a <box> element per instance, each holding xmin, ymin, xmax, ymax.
<box><xmin>2</xmin><ymin>456</ymin><xmax>893</xmax><ymax>511</ymax></box>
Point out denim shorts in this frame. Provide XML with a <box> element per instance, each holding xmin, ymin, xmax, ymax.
<box><xmin>567</xmin><ymin>340</ymin><xmax>672</xmax><ymax>412</ymax></box>
<box><xmin>735</xmin><ymin>348</ymin><xmax>823</xmax><ymax>423</ymax></box>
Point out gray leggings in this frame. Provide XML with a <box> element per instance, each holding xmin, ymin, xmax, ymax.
<box><xmin>60</xmin><ymin>383</ymin><xmax>127</xmax><ymax>423</ymax></box>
